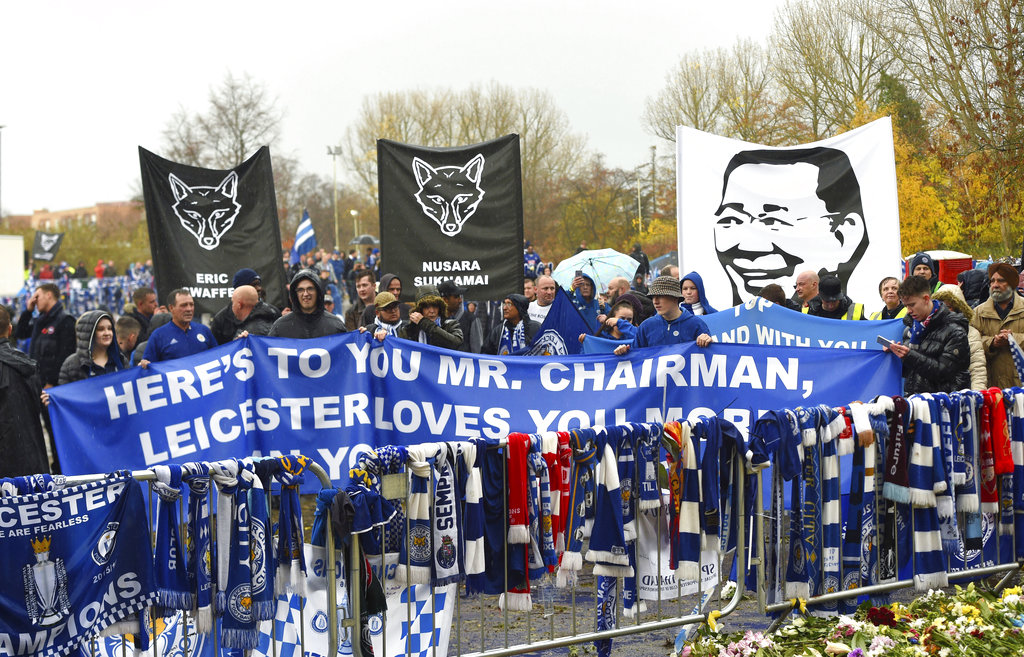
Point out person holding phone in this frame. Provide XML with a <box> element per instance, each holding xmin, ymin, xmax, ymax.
<box><xmin>884</xmin><ymin>275</ymin><xmax>969</xmax><ymax>394</ymax></box>
<box><xmin>570</xmin><ymin>271</ymin><xmax>608</xmax><ymax>334</ymax></box>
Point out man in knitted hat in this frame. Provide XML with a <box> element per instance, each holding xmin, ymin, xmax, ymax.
<box><xmin>398</xmin><ymin>285</ymin><xmax>464</xmax><ymax>349</ymax></box>
<box><xmin>970</xmin><ymin>262</ymin><xmax>1024</xmax><ymax>388</ymax></box>
<box><xmin>613</xmin><ymin>276</ymin><xmax>712</xmax><ymax>355</ymax></box>
<box><xmin>482</xmin><ymin>294</ymin><xmax>541</xmax><ymax>355</ymax></box>
<box><xmin>908</xmin><ymin>252</ymin><xmax>942</xmax><ymax>294</ymax></box>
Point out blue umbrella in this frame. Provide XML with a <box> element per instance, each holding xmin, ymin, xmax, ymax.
<box><xmin>552</xmin><ymin>248</ymin><xmax>640</xmax><ymax>292</ymax></box>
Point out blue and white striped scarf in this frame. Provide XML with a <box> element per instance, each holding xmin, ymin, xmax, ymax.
<box><xmin>152</xmin><ymin>465</ymin><xmax>191</xmax><ymax>611</ymax></box>
<box><xmin>586</xmin><ymin>428</ymin><xmax>631</xmax><ymax>577</ymax></box>
<box><xmin>398</xmin><ymin>443</ymin><xmax>439</xmax><ymax>585</ymax></box>
<box><xmin>819</xmin><ymin>406</ymin><xmax>843</xmax><ymax>614</ymax></box>
<box><xmin>676</xmin><ymin>422</ymin><xmax>702</xmax><ymax>584</ymax></box>
<box><xmin>1009</xmin><ymin>336</ymin><xmax>1024</xmax><ymax>383</ymax></box>
<box><xmin>634</xmin><ymin>422</ymin><xmax>662</xmax><ymax>511</ymax></box>
<box><xmin>1009</xmin><ymin>390</ymin><xmax>1024</xmax><ymax>560</ymax></box>
<box><xmin>556</xmin><ymin>429</ymin><xmax>597</xmax><ymax>587</ymax></box>
<box><xmin>954</xmin><ymin>392</ymin><xmax>980</xmax><ymax>513</ymax></box>
<box><xmin>181</xmin><ymin>462</ymin><xmax>213</xmax><ymax>633</ymax></box>
<box><xmin>461</xmin><ymin>441</ymin><xmax>486</xmax><ymax>580</ymax></box>
<box><xmin>273</xmin><ymin>454</ymin><xmax>310</xmax><ymax>595</ymax></box>
<box><xmin>908</xmin><ymin>399</ymin><xmax>950</xmax><ymax>590</ymax></box>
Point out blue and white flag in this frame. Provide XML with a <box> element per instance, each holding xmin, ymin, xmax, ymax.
<box><xmin>290</xmin><ymin>209</ymin><xmax>317</xmax><ymax>266</ymax></box>
<box><xmin>1009</xmin><ymin>335</ymin><xmax>1024</xmax><ymax>384</ymax></box>
<box><xmin>0</xmin><ymin>473</ymin><xmax>155</xmax><ymax>657</ymax></box>
<box><xmin>527</xmin><ymin>287</ymin><xmax>590</xmax><ymax>356</ymax></box>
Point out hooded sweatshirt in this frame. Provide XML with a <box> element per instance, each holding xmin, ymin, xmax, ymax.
<box><xmin>360</xmin><ymin>273</ymin><xmax>411</xmax><ymax>327</ymax></box>
<box><xmin>680</xmin><ymin>271</ymin><xmax>718</xmax><ymax>316</ymax></box>
<box><xmin>571</xmin><ymin>273</ymin><xmax>607</xmax><ymax>333</ymax></box>
<box><xmin>269</xmin><ymin>269</ymin><xmax>348</xmax><ymax>339</ymax></box>
<box><xmin>58</xmin><ymin>310</ymin><xmax>126</xmax><ymax>385</ymax></box>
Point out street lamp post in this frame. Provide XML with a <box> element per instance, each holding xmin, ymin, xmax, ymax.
<box><xmin>350</xmin><ymin>209</ymin><xmax>359</xmax><ymax>239</ymax></box>
<box><xmin>326</xmin><ymin>146</ymin><xmax>343</xmax><ymax>249</ymax></box>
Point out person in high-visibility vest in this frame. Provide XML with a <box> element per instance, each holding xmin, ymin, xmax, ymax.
<box><xmin>870</xmin><ymin>276</ymin><xmax>908</xmax><ymax>320</ymax></box>
<box><xmin>802</xmin><ymin>274</ymin><xmax>866</xmax><ymax>320</ymax></box>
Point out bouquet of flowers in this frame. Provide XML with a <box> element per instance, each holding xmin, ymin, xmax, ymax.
<box><xmin>678</xmin><ymin>583</ymin><xmax>1024</xmax><ymax>657</ymax></box>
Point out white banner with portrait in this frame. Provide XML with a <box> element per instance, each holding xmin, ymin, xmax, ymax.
<box><xmin>676</xmin><ymin>118</ymin><xmax>902</xmax><ymax>311</ymax></box>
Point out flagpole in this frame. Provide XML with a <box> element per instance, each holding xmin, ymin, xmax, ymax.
<box><xmin>327</xmin><ymin>146</ymin><xmax>343</xmax><ymax>250</ymax></box>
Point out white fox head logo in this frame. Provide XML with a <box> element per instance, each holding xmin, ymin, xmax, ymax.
<box><xmin>39</xmin><ymin>234</ymin><xmax>60</xmax><ymax>251</ymax></box>
<box><xmin>412</xmin><ymin>154</ymin><xmax>485</xmax><ymax>237</ymax></box>
<box><xmin>168</xmin><ymin>172</ymin><xmax>241</xmax><ymax>251</ymax></box>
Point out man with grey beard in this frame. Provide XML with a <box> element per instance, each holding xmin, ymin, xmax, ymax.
<box><xmin>970</xmin><ymin>262</ymin><xmax>1024</xmax><ymax>388</ymax></box>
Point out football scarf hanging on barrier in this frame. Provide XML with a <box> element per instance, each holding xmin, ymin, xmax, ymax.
<box><xmin>182</xmin><ymin>462</ymin><xmax>214</xmax><ymax>633</ymax></box>
<box><xmin>460</xmin><ymin>441</ymin><xmax>486</xmax><ymax>580</ymax></box>
<box><xmin>883</xmin><ymin>396</ymin><xmax>911</xmax><ymax>503</ymax></box>
<box><xmin>398</xmin><ymin>442</ymin><xmax>438</xmax><ymax>586</ymax></box>
<box><xmin>0</xmin><ymin>472</ymin><xmax>155</xmax><ymax>657</ymax></box>
<box><xmin>273</xmin><ymin>454</ymin><xmax>311</xmax><ymax>595</ymax></box>
<box><xmin>557</xmin><ymin>429</ymin><xmax>597</xmax><ymax>587</ymax></box>
<box><xmin>152</xmin><ymin>465</ymin><xmax>191</xmax><ymax>611</ymax></box>
<box><xmin>433</xmin><ymin>444</ymin><xmax>463</xmax><ymax>586</ymax></box>
<box><xmin>908</xmin><ymin>399</ymin><xmax>949</xmax><ymax>591</ymax></box>
<box><xmin>586</xmin><ymin>427</ymin><xmax>631</xmax><ymax>577</ymax></box>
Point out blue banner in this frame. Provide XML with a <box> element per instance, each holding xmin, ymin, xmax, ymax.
<box><xmin>0</xmin><ymin>474</ymin><xmax>154</xmax><ymax>656</ymax></box>
<box><xmin>702</xmin><ymin>298</ymin><xmax>904</xmax><ymax>350</ymax></box>
<box><xmin>47</xmin><ymin>334</ymin><xmax>901</xmax><ymax>485</ymax></box>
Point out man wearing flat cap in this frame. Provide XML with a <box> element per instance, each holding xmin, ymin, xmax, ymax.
<box><xmin>970</xmin><ymin>262</ymin><xmax>1024</xmax><ymax>388</ymax></box>
<box><xmin>361</xmin><ymin>291</ymin><xmax>408</xmax><ymax>342</ymax></box>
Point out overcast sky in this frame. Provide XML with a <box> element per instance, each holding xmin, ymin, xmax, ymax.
<box><xmin>0</xmin><ymin>0</ymin><xmax>786</xmax><ymax>216</ymax></box>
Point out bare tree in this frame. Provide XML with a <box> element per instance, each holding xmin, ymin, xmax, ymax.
<box><xmin>772</xmin><ymin>0</ymin><xmax>893</xmax><ymax>139</ymax></box>
<box><xmin>341</xmin><ymin>82</ymin><xmax>588</xmax><ymax>244</ymax></box>
<box><xmin>643</xmin><ymin>49</ymin><xmax>726</xmax><ymax>141</ymax></box>
<box><xmin>161</xmin><ymin>72</ymin><xmax>283</xmax><ymax>169</ymax></box>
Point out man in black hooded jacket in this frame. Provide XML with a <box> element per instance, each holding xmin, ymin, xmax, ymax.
<box><xmin>482</xmin><ymin>294</ymin><xmax>541</xmax><ymax>355</ymax></box>
<box><xmin>269</xmin><ymin>270</ymin><xmax>347</xmax><ymax>338</ymax></box>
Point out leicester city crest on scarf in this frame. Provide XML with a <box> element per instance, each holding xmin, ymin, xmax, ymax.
<box><xmin>0</xmin><ymin>473</ymin><xmax>155</xmax><ymax>657</ymax></box>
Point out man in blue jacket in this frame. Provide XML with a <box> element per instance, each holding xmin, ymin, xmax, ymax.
<box><xmin>614</xmin><ymin>277</ymin><xmax>712</xmax><ymax>355</ymax></box>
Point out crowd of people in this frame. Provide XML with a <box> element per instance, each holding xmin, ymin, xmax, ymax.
<box><xmin>2</xmin><ymin>239</ymin><xmax>1023</xmax><ymax>481</ymax></box>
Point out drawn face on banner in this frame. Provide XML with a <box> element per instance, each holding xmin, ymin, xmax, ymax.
<box><xmin>713</xmin><ymin>147</ymin><xmax>868</xmax><ymax>304</ymax></box>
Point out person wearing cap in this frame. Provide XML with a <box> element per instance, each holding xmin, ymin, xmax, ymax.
<box><xmin>908</xmin><ymin>252</ymin><xmax>942</xmax><ymax>294</ymax></box>
<box><xmin>613</xmin><ymin>277</ymin><xmax>712</xmax><ymax>356</ymax></box>
<box><xmin>398</xmin><ymin>285</ymin><xmax>464</xmax><ymax>349</ymax></box>
<box><xmin>361</xmin><ymin>291</ymin><xmax>408</xmax><ymax>341</ymax></box>
<box><xmin>884</xmin><ymin>275</ymin><xmax>969</xmax><ymax>394</ymax></box>
<box><xmin>324</xmin><ymin>294</ymin><xmax>342</xmax><ymax>319</ymax></box>
<box><xmin>438</xmin><ymin>279</ymin><xmax>483</xmax><ymax>353</ymax></box>
<box><xmin>483</xmin><ymin>294</ymin><xmax>542</xmax><ymax>356</ymax></box>
<box><xmin>268</xmin><ymin>269</ymin><xmax>347</xmax><ymax>338</ymax></box>
<box><xmin>210</xmin><ymin>272</ymin><xmax>281</xmax><ymax>344</ymax></box>
<box><xmin>802</xmin><ymin>274</ymin><xmax>865</xmax><ymax>320</ymax></box>
<box><xmin>970</xmin><ymin>262</ymin><xmax>1024</xmax><ymax>388</ymax></box>
<box><xmin>232</xmin><ymin>267</ymin><xmax>280</xmax><ymax>314</ymax></box>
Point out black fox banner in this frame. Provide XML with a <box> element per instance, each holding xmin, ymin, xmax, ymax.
<box><xmin>139</xmin><ymin>147</ymin><xmax>287</xmax><ymax>315</ymax></box>
<box><xmin>31</xmin><ymin>231</ymin><xmax>64</xmax><ymax>262</ymax></box>
<box><xmin>377</xmin><ymin>134</ymin><xmax>524</xmax><ymax>302</ymax></box>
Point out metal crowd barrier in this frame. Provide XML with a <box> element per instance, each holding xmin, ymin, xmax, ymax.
<box><xmin>747</xmin><ymin>463</ymin><xmax>1024</xmax><ymax>632</ymax></box>
<box><xmin>353</xmin><ymin>440</ymin><xmax>751</xmax><ymax>657</ymax></box>
<box><xmin>56</xmin><ymin>459</ymin><xmax>342</xmax><ymax>657</ymax></box>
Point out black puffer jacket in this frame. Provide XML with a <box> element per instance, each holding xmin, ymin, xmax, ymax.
<box><xmin>958</xmin><ymin>269</ymin><xmax>990</xmax><ymax>308</ymax></box>
<box><xmin>210</xmin><ymin>300</ymin><xmax>279</xmax><ymax>344</ymax></box>
<box><xmin>268</xmin><ymin>269</ymin><xmax>347</xmax><ymax>338</ymax></box>
<box><xmin>15</xmin><ymin>302</ymin><xmax>76</xmax><ymax>386</ymax></box>
<box><xmin>58</xmin><ymin>310</ymin><xmax>127</xmax><ymax>385</ymax></box>
<box><xmin>900</xmin><ymin>303</ymin><xmax>970</xmax><ymax>394</ymax></box>
<box><xmin>0</xmin><ymin>342</ymin><xmax>50</xmax><ymax>476</ymax></box>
